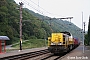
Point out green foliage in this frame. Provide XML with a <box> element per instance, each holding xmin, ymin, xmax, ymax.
<box><xmin>0</xmin><ymin>0</ymin><xmax>7</xmax><ymax>7</ymax></box>
<box><xmin>85</xmin><ymin>34</ymin><xmax>88</xmax><ymax>45</ymax></box>
<box><xmin>27</xmin><ymin>9</ymin><xmax>82</xmax><ymax>40</ymax></box>
<box><xmin>29</xmin><ymin>36</ymin><xmax>37</xmax><ymax>39</ymax></box>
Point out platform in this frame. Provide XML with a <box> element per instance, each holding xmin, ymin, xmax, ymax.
<box><xmin>61</xmin><ymin>45</ymin><xmax>90</xmax><ymax>60</ymax></box>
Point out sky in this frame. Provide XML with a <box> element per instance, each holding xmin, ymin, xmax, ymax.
<box><xmin>14</xmin><ymin>0</ymin><xmax>90</xmax><ymax>31</ymax></box>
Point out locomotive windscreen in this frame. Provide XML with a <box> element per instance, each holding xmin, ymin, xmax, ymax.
<box><xmin>60</xmin><ymin>31</ymin><xmax>71</xmax><ymax>36</ymax></box>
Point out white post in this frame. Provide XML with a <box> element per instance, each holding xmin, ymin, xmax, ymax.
<box><xmin>82</xmin><ymin>12</ymin><xmax>84</xmax><ymax>53</ymax></box>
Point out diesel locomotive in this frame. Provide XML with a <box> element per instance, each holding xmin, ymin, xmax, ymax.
<box><xmin>48</xmin><ymin>31</ymin><xmax>80</xmax><ymax>54</ymax></box>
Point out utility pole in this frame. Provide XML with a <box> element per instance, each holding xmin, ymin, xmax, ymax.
<box><xmin>19</xmin><ymin>2</ymin><xmax>23</xmax><ymax>51</ymax></box>
<box><xmin>49</xmin><ymin>18</ymin><xmax>53</xmax><ymax>33</ymax></box>
<box><xmin>82</xmin><ymin>22</ymin><xmax>85</xmax><ymax>53</ymax></box>
<box><xmin>82</xmin><ymin>12</ymin><xmax>85</xmax><ymax>53</ymax></box>
<box><xmin>83</xmin><ymin>22</ymin><xmax>85</xmax><ymax>45</ymax></box>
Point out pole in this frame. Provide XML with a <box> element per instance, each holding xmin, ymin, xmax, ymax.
<box><xmin>50</xmin><ymin>18</ymin><xmax>53</xmax><ymax>33</ymax></box>
<box><xmin>82</xmin><ymin>12</ymin><xmax>84</xmax><ymax>53</ymax></box>
<box><xmin>83</xmin><ymin>22</ymin><xmax>85</xmax><ymax>34</ymax></box>
<box><xmin>70</xmin><ymin>18</ymin><xmax>71</xmax><ymax>22</ymax></box>
<box><xmin>19</xmin><ymin>2</ymin><xmax>23</xmax><ymax>51</ymax></box>
<box><xmin>44</xmin><ymin>30</ymin><xmax>46</xmax><ymax>47</ymax></box>
<box><xmin>82</xmin><ymin>22</ymin><xmax>85</xmax><ymax>53</ymax></box>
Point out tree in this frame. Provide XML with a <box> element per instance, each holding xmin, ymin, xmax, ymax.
<box><xmin>85</xmin><ymin>34</ymin><xmax>88</xmax><ymax>45</ymax></box>
<box><xmin>87</xmin><ymin>16</ymin><xmax>90</xmax><ymax>45</ymax></box>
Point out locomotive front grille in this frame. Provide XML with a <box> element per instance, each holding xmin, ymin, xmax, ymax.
<box><xmin>48</xmin><ymin>45</ymin><xmax>66</xmax><ymax>53</ymax></box>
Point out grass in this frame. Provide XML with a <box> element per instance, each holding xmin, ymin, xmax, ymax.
<box><xmin>11</xmin><ymin>39</ymin><xmax>48</xmax><ymax>49</ymax></box>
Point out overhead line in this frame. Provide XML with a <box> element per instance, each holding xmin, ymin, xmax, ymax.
<box><xmin>29</xmin><ymin>0</ymin><xmax>52</xmax><ymax>15</ymax></box>
<box><xmin>22</xmin><ymin>0</ymin><xmax>67</xmax><ymax>18</ymax></box>
<box><xmin>29</xmin><ymin>0</ymin><xmax>67</xmax><ymax>18</ymax></box>
<box><xmin>22</xmin><ymin>0</ymin><xmax>44</xmax><ymax>15</ymax></box>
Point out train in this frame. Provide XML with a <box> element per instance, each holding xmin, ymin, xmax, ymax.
<box><xmin>73</xmin><ymin>37</ymin><xmax>80</xmax><ymax>47</ymax></box>
<box><xmin>48</xmin><ymin>31</ymin><xmax>80</xmax><ymax>54</ymax></box>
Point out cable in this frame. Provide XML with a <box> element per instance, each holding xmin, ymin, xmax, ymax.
<box><xmin>22</xmin><ymin>0</ymin><xmax>44</xmax><ymax>15</ymax></box>
<box><xmin>29</xmin><ymin>0</ymin><xmax>67</xmax><ymax>18</ymax></box>
<box><xmin>21</xmin><ymin>0</ymin><xmax>67</xmax><ymax>18</ymax></box>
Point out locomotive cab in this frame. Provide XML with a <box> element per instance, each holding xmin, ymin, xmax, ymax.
<box><xmin>48</xmin><ymin>33</ymin><xmax>70</xmax><ymax>53</ymax></box>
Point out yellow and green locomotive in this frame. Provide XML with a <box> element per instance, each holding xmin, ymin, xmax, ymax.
<box><xmin>48</xmin><ymin>32</ymin><xmax>74</xmax><ymax>53</ymax></box>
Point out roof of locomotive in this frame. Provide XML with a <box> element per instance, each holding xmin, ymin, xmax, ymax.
<box><xmin>60</xmin><ymin>31</ymin><xmax>71</xmax><ymax>36</ymax></box>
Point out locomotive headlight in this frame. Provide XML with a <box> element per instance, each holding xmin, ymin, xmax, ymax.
<box><xmin>58</xmin><ymin>42</ymin><xmax>62</xmax><ymax>45</ymax></box>
<box><xmin>51</xmin><ymin>42</ymin><xmax>62</xmax><ymax>45</ymax></box>
<box><xmin>51</xmin><ymin>42</ymin><xmax>55</xmax><ymax>45</ymax></box>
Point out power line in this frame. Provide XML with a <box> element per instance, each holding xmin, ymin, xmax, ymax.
<box><xmin>29</xmin><ymin>0</ymin><xmax>52</xmax><ymax>14</ymax></box>
<box><xmin>21</xmin><ymin>0</ymin><xmax>67</xmax><ymax>18</ymax></box>
<box><xmin>22</xmin><ymin>0</ymin><xmax>44</xmax><ymax>15</ymax></box>
<box><xmin>29</xmin><ymin>0</ymin><xmax>67</xmax><ymax>18</ymax></box>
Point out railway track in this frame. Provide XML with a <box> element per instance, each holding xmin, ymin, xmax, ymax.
<box><xmin>0</xmin><ymin>49</ymin><xmax>72</xmax><ymax>60</ymax></box>
<box><xmin>29</xmin><ymin>52</ymin><xmax>67</xmax><ymax>60</ymax></box>
<box><xmin>0</xmin><ymin>49</ymin><xmax>49</xmax><ymax>60</ymax></box>
<box><xmin>29</xmin><ymin>49</ymin><xmax>74</xmax><ymax>60</ymax></box>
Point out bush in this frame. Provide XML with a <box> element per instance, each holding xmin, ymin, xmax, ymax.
<box><xmin>29</xmin><ymin>36</ymin><xmax>37</xmax><ymax>39</ymax></box>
